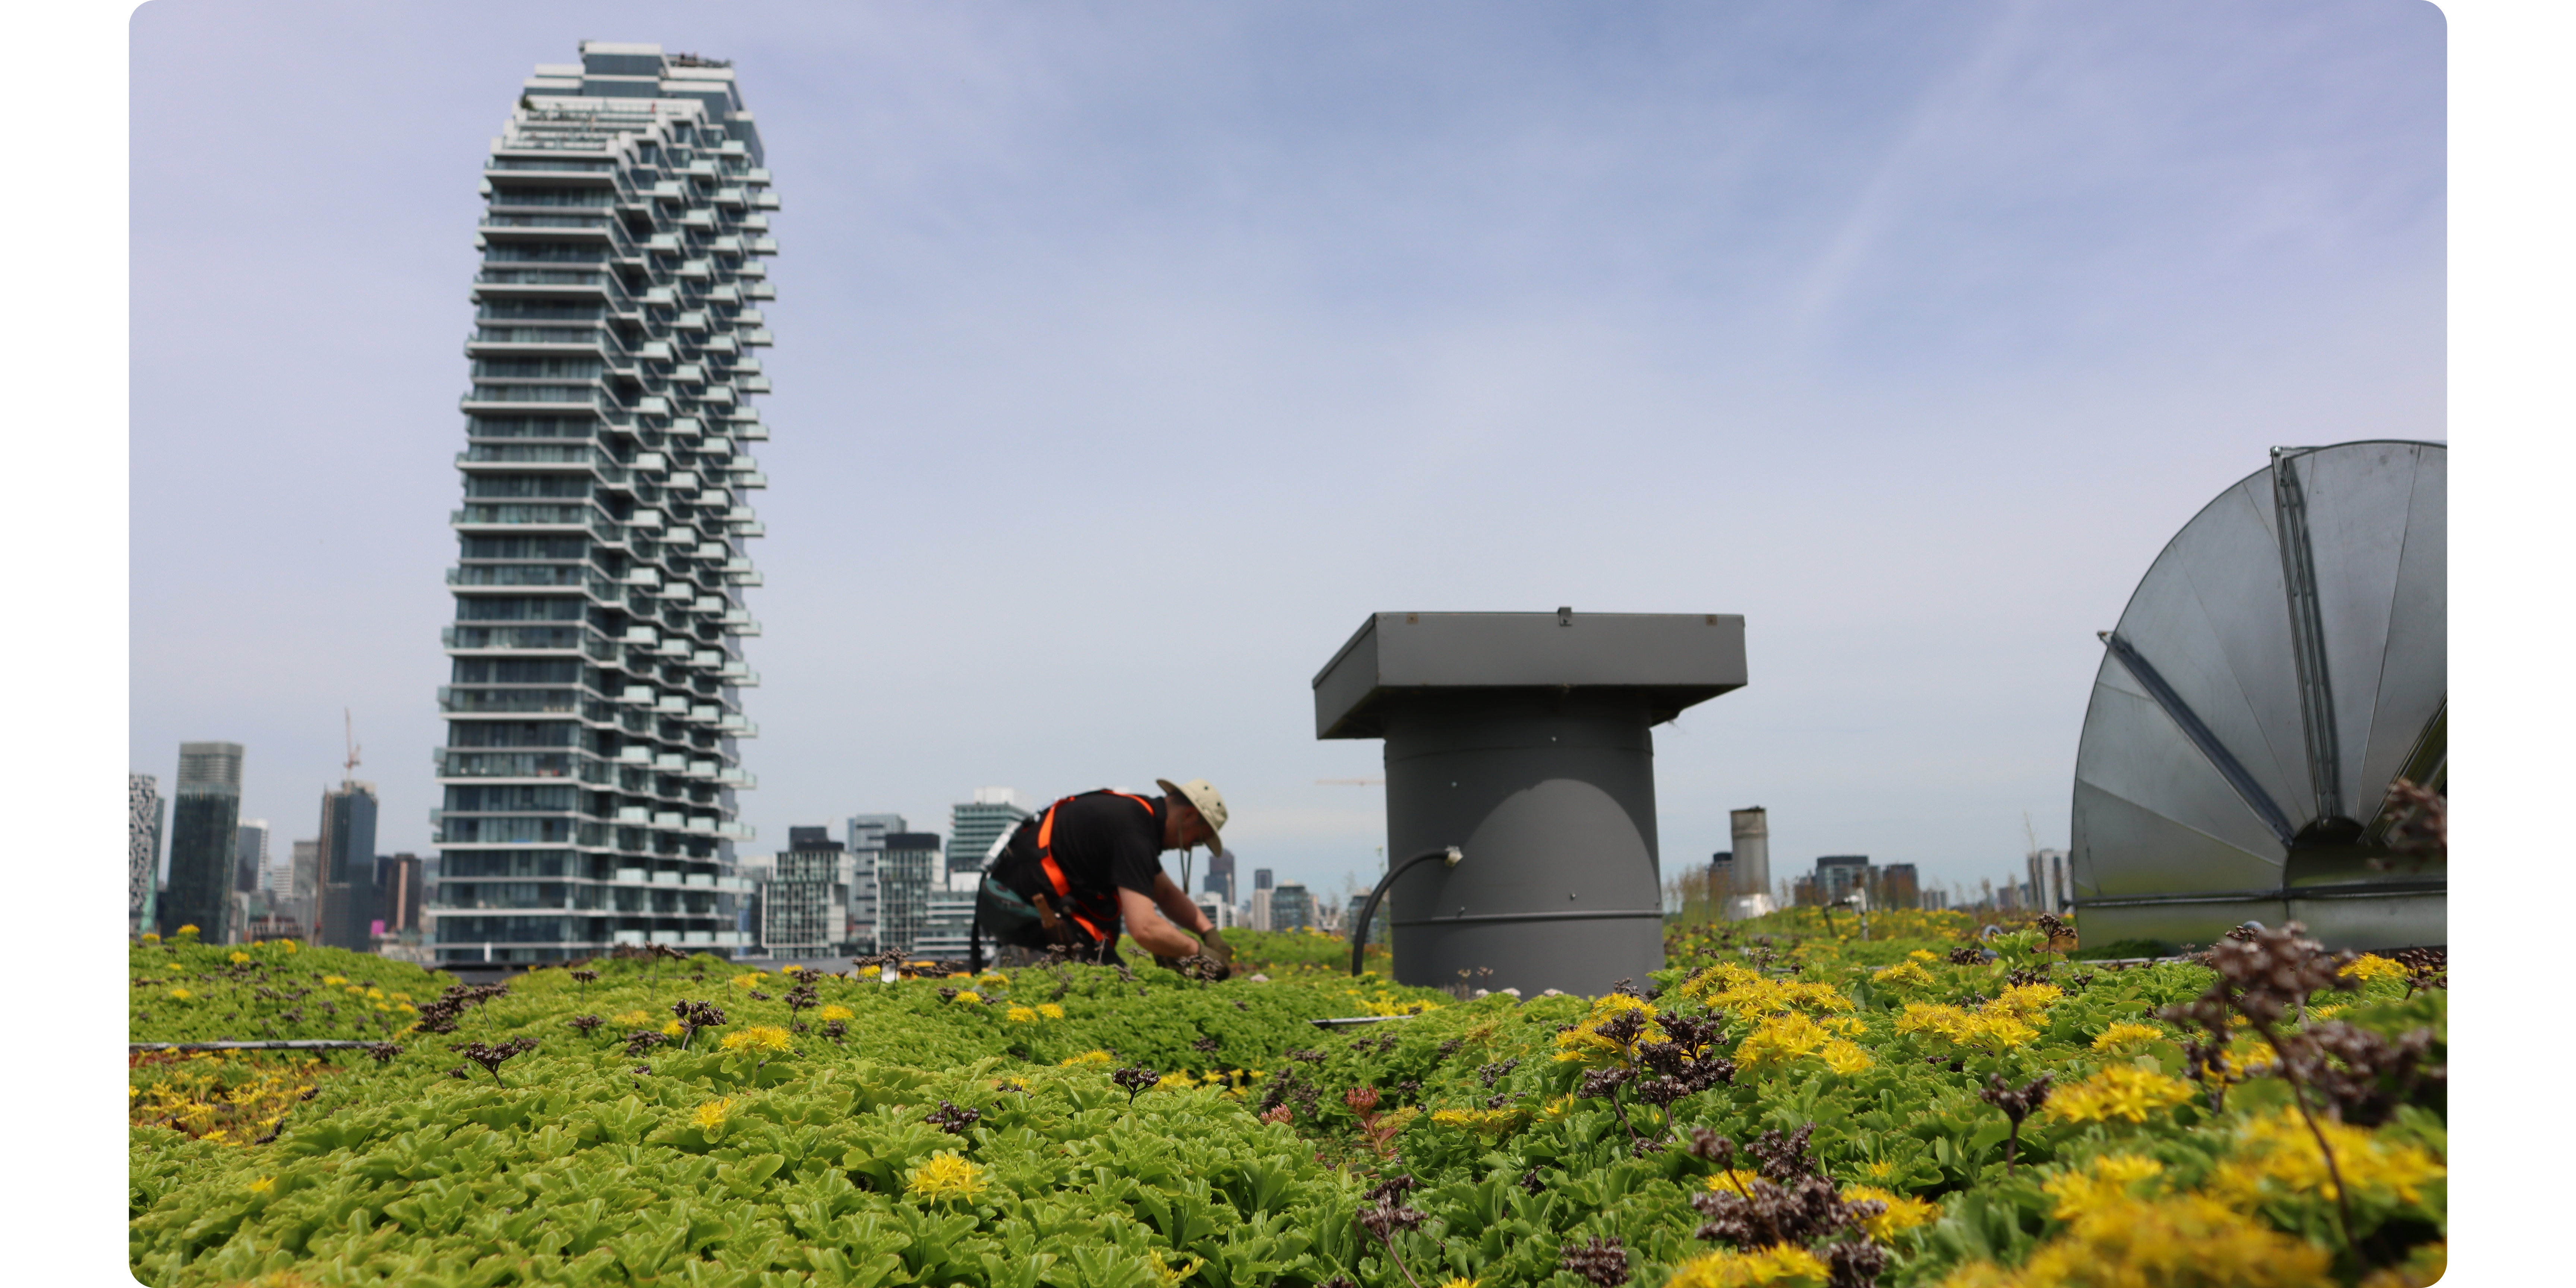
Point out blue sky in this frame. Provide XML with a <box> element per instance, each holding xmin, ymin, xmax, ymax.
<box><xmin>126</xmin><ymin>0</ymin><xmax>2446</xmax><ymax>903</ymax></box>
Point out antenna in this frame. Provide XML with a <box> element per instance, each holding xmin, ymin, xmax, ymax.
<box><xmin>343</xmin><ymin>708</ymin><xmax>362</xmax><ymax>779</ymax></box>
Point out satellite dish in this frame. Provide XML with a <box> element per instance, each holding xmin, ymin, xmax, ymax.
<box><xmin>2070</xmin><ymin>441</ymin><xmax>2444</xmax><ymax>951</ymax></box>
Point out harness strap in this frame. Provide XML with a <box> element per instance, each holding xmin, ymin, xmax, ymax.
<box><xmin>1035</xmin><ymin>790</ymin><xmax>1156</xmax><ymax>945</ymax></box>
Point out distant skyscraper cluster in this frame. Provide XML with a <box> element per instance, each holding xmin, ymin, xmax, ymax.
<box><xmin>128</xmin><ymin>739</ymin><xmax>422</xmax><ymax>950</ymax></box>
<box><xmin>742</xmin><ymin>789</ymin><xmax>1327</xmax><ymax>960</ymax></box>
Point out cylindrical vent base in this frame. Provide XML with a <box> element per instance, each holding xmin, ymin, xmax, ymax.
<box><xmin>1380</xmin><ymin>691</ymin><xmax>1666</xmax><ymax>997</ymax></box>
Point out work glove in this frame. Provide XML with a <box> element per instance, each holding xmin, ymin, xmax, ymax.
<box><xmin>1199</xmin><ymin>928</ymin><xmax>1235</xmax><ymax>970</ymax></box>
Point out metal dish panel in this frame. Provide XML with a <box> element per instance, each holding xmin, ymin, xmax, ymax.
<box><xmin>2107</xmin><ymin>483</ymin><xmax>2315</xmax><ymax>824</ymax></box>
<box><xmin>2073</xmin><ymin>672</ymin><xmax>2295</xmax><ymax>875</ymax></box>
<box><xmin>2358</xmin><ymin>448</ymin><xmax>2448</xmax><ymax>796</ymax></box>
<box><xmin>2294</xmin><ymin>442</ymin><xmax>2431</xmax><ymax>814</ymax></box>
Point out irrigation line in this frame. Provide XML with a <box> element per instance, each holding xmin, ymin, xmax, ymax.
<box><xmin>131</xmin><ymin>1040</ymin><xmax>386</xmax><ymax>1052</ymax></box>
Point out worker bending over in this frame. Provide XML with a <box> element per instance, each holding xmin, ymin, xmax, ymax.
<box><xmin>975</xmin><ymin>777</ymin><xmax>1235</xmax><ymax>976</ymax></box>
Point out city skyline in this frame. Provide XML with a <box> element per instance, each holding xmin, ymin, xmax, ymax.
<box><xmin>128</xmin><ymin>2</ymin><xmax>2446</xmax><ymax>904</ymax></box>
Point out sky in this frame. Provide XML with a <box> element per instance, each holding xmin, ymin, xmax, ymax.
<box><xmin>125</xmin><ymin>0</ymin><xmax>2447</xmax><ymax>904</ymax></box>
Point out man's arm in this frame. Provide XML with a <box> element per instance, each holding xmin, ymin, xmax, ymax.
<box><xmin>1150</xmin><ymin>871</ymin><xmax>1209</xmax><ymax>934</ymax></box>
<box><xmin>1117</xmin><ymin>884</ymin><xmax>1205</xmax><ymax>958</ymax></box>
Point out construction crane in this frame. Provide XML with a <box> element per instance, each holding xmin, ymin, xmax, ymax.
<box><xmin>343</xmin><ymin>708</ymin><xmax>362</xmax><ymax>780</ymax></box>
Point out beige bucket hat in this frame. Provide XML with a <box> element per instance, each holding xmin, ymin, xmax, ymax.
<box><xmin>1155</xmin><ymin>777</ymin><xmax>1228</xmax><ymax>843</ymax></box>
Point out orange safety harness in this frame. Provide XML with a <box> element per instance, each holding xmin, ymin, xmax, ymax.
<box><xmin>1035</xmin><ymin>790</ymin><xmax>1157</xmax><ymax>946</ymax></box>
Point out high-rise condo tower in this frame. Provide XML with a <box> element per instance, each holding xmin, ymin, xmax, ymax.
<box><xmin>429</xmin><ymin>42</ymin><xmax>777</xmax><ymax>966</ymax></box>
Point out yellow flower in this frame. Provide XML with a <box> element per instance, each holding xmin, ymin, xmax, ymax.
<box><xmin>278</xmin><ymin>940</ymin><xmax>296</xmax><ymax>952</ymax></box>
<box><xmin>1990</xmin><ymin>983</ymin><xmax>2065</xmax><ymax>1015</ymax></box>
<box><xmin>1907</xmin><ymin>949</ymin><xmax>1938</xmax><ymax>962</ymax></box>
<box><xmin>1703</xmin><ymin>1168</ymin><xmax>1762</xmax><ymax>1194</ymax></box>
<box><xmin>1553</xmin><ymin>992</ymin><xmax>1665</xmax><ymax>1064</ymax></box>
<box><xmin>719</xmin><ymin>1025</ymin><xmax>794</xmax><ymax>1053</ymax></box>
<box><xmin>1006</xmin><ymin>1006</ymin><xmax>1039</xmax><ymax>1023</ymax></box>
<box><xmin>1872</xmin><ymin>961</ymin><xmax>1936</xmax><ymax>988</ymax></box>
<box><xmin>344</xmin><ymin>986</ymin><xmax>366</xmax><ymax>997</ymax></box>
<box><xmin>1061</xmin><ymin>1049</ymin><xmax>1115</xmax><ymax>1066</ymax></box>
<box><xmin>1819</xmin><ymin>1039</ymin><xmax>1875</xmax><ymax>1075</ymax></box>
<box><xmin>366</xmin><ymin>988</ymin><xmax>385</xmax><ymax>1000</ymax></box>
<box><xmin>322</xmin><ymin>975</ymin><xmax>345</xmax><ymax>986</ymax></box>
<box><xmin>1736</xmin><ymin>1012</ymin><xmax>1833</xmax><ymax>1068</ymax></box>
<box><xmin>693</xmin><ymin>1098</ymin><xmax>733</xmax><ymax>1130</ymax></box>
<box><xmin>1429</xmin><ymin>1106</ymin><xmax>1528</xmax><ymax>1136</ymax></box>
<box><xmin>731</xmin><ymin>972</ymin><xmax>766</xmax><ymax>989</ymax></box>
<box><xmin>905</xmin><ymin>1150</ymin><xmax>988</xmax><ymax>1202</ymax></box>
<box><xmin>1437</xmin><ymin>1278</ymin><xmax>1480</xmax><ymax>1288</ymax></box>
<box><xmin>612</xmin><ymin>1009</ymin><xmax>655</xmax><ymax>1026</ymax></box>
<box><xmin>2207</xmin><ymin>1107</ymin><xmax>2445</xmax><ymax>1206</ymax></box>
<box><xmin>978</xmin><ymin>972</ymin><xmax>1008</xmax><ymax>987</ymax></box>
<box><xmin>1842</xmin><ymin>1185</ymin><xmax>1939</xmax><ymax>1238</ymax></box>
<box><xmin>818</xmin><ymin>1004</ymin><xmax>854</xmax><ymax>1022</ymax></box>
<box><xmin>1674</xmin><ymin>962</ymin><xmax>1858</xmax><ymax>1023</ymax></box>
<box><xmin>1896</xmin><ymin>1003</ymin><xmax>2037</xmax><ymax>1054</ymax></box>
<box><xmin>1941</xmin><ymin>1191</ymin><xmax>2330</xmax><ymax>1288</ymax></box>
<box><xmin>952</xmin><ymin>989</ymin><xmax>983</xmax><ymax>1004</ymax></box>
<box><xmin>779</xmin><ymin>963</ymin><xmax>803</xmax><ymax>973</ymax></box>
<box><xmin>1037</xmin><ymin>1003</ymin><xmax>1066</xmax><ymax>1020</ymax></box>
<box><xmin>2042</xmin><ymin>1154</ymin><xmax>2167</xmax><ymax>1219</ymax></box>
<box><xmin>229</xmin><ymin>952</ymin><xmax>250</xmax><ymax>964</ymax></box>
<box><xmin>1665</xmin><ymin>1244</ymin><xmax>1831</xmax><ymax>1288</ymax></box>
<box><xmin>248</xmin><ymin>1176</ymin><xmax>275</xmax><ymax>1194</ymax></box>
<box><xmin>2339</xmin><ymin>953</ymin><xmax>2409</xmax><ymax>985</ymax></box>
<box><xmin>1155</xmin><ymin>1071</ymin><xmax>1199</xmax><ymax>1090</ymax></box>
<box><xmin>168</xmin><ymin>988</ymin><xmax>193</xmax><ymax>1001</ymax></box>
<box><xmin>663</xmin><ymin>1020</ymin><xmax>685</xmax><ymax>1037</ymax></box>
<box><xmin>2090</xmin><ymin>1022</ymin><xmax>2166</xmax><ymax>1054</ymax></box>
<box><xmin>177</xmin><ymin>924</ymin><xmax>201</xmax><ymax>935</ymax></box>
<box><xmin>2046</xmin><ymin>1066</ymin><xmax>2196</xmax><ymax>1125</ymax></box>
<box><xmin>142</xmin><ymin>933</ymin><xmax>161</xmax><ymax>943</ymax></box>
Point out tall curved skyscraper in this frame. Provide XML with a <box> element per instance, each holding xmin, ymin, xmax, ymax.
<box><xmin>428</xmin><ymin>42</ymin><xmax>777</xmax><ymax>966</ymax></box>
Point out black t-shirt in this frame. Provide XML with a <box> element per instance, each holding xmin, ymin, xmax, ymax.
<box><xmin>993</xmin><ymin>791</ymin><xmax>1169</xmax><ymax>905</ymax></box>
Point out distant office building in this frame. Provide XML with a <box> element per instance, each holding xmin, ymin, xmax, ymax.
<box><xmin>1203</xmin><ymin>847</ymin><xmax>1237</xmax><ymax>903</ymax></box>
<box><xmin>847</xmin><ymin>814</ymin><xmax>906</xmax><ymax>852</ymax></box>
<box><xmin>1816</xmin><ymin>856</ymin><xmax>1873</xmax><ymax>904</ymax></box>
<box><xmin>948</xmin><ymin>789</ymin><xmax>1030</xmax><ymax>883</ymax></box>
<box><xmin>1253</xmin><ymin>868</ymin><xmax>1273</xmax><ymax>892</ymax></box>
<box><xmin>763</xmin><ymin>829</ymin><xmax>847</xmax><ymax>957</ymax></box>
<box><xmin>1879</xmin><ymin>863</ymin><xmax>1921</xmax><ymax>909</ymax></box>
<box><xmin>1193</xmin><ymin>891</ymin><xmax>1235</xmax><ymax>932</ymax></box>
<box><xmin>844</xmin><ymin>814</ymin><xmax>905</xmax><ymax>953</ymax></box>
<box><xmin>916</xmin><ymin>889</ymin><xmax>979</xmax><ymax>960</ymax></box>
<box><xmin>733</xmin><ymin>855</ymin><xmax>772</xmax><ymax>950</ymax></box>
<box><xmin>281</xmin><ymin>839</ymin><xmax>320</xmax><ymax>932</ymax></box>
<box><xmin>2027</xmin><ymin>849</ymin><xmax>2070</xmax><ymax>913</ymax></box>
<box><xmin>1922</xmin><ymin>886</ymin><xmax>1950</xmax><ymax>912</ymax></box>
<box><xmin>1791</xmin><ymin>874</ymin><xmax>1821</xmax><ymax>907</ymax></box>
<box><xmin>315</xmin><ymin>780</ymin><xmax>380</xmax><ymax>951</ymax></box>
<box><xmin>878</xmin><ymin>832</ymin><xmax>942</xmax><ymax>957</ymax></box>
<box><xmin>1247</xmin><ymin>888</ymin><xmax>1274</xmax><ymax>932</ymax></box>
<box><xmin>235</xmin><ymin>820</ymin><xmax>271</xmax><ymax>897</ymax></box>
<box><xmin>1270</xmin><ymin>882</ymin><xmax>1315</xmax><ymax>932</ymax></box>
<box><xmin>1728</xmin><ymin>808</ymin><xmax>1771</xmax><ymax>898</ymax></box>
<box><xmin>377</xmin><ymin>854</ymin><xmax>426</xmax><ymax>936</ymax></box>
<box><xmin>130</xmin><ymin>774</ymin><xmax>165</xmax><ymax>937</ymax></box>
<box><xmin>162</xmin><ymin>743</ymin><xmax>245</xmax><ymax>941</ymax></box>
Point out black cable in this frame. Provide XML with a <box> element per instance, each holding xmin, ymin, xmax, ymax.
<box><xmin>1348</xmin><ymin>846</ymin><xmax>1463</xmax><ymax>976</ymax></box>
